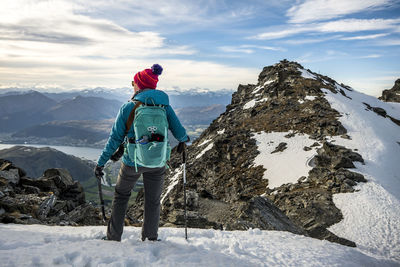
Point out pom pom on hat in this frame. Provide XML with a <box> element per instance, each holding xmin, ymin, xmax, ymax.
<box><xmin>134</xmin><ymin>64</ymin><xmax>163</xmax><ymax>90</ymax></box>
<box><xmin>151</xmin><ymin>64</ymin><xmax>163</xmax><ymax>75</ymax></box>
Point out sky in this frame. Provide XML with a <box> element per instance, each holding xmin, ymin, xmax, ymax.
<box><xmin>0</xmin><ymin>0</ymin><xmax>399</xmax><ymax>96</ymax></box>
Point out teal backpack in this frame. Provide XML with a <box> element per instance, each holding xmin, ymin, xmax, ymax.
<box><xmin>125</xmin><ymin>99</ymin><xmax>171</xmax><ymax>170</ymax></box>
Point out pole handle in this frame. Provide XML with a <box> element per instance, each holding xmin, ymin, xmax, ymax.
<box><xmin>182</xmin><ymin>144</ymin><xmax>186</xmax><ymax>164</ymax></box>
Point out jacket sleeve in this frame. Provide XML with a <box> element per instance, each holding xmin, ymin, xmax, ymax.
<box><xmin>166</xmin><ymin>105</ymin><xmax>188</xmax><ymax>142</ymax></box>
<box><xmin>97</xmin><ymin>104</ymin><xmax>129</xmax><ymax>166</ymax></box>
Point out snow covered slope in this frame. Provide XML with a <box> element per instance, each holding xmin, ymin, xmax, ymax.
<box><xmin>0</xmin><ymin>224</ymin><xmax>397</xmax><ymax>267</ymax></box>
<box><xmin>321</xmin><ymin>86</ymin><xmax>400</xmax><ymax>261</ymax></box>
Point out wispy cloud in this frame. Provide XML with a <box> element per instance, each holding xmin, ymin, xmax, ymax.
<box><xmin>374</xmin><ymin>39</ymin><xmax>400</xmax><ymax>46</ymax></box>
<box><xmin>287</xmin><ymin>0</ymin><xmax>396</xmax><ymax>23</ymax></box>
<box><xmin>283</xmin><ymin>35</ymin><xmax>342</xmax><ymax>45</ymax></box>
<box><xmin>219</xmin><ymin>46</ymin><xmax>254</xmax><ymax>54</ymax></box>
<box><xmin>74</xmin><ymin>0</ymin><xmax>260</xmax><ymax>32</ymax></box>
<box><xmin>295</xmin><ymin>50</ymin><xmax>348</xmax><ymax>63</ymax></box>
<box><xmin>359</xmin><ymin>54</ymin><xmax>382</xmax><ymax>58</ymax></box>
<box><xmin>219</xmin><ymin>45</ymin><xmax>285</xmax><ymax>54</ymax></box>
<box><xmin>251</xmin><ymin>18</ymin><xmax>400</xmax><ymax>40</ymax></box>
<box><xmin>340</xmin><ymin>33</ymin><xmax>389</xmax><ymax>40</ymax></box>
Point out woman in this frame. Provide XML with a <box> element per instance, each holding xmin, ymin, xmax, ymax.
<box><xmin>95</xmin><ymin>64</ymin><xmax>189</xmax><ymax>241</ymax></box>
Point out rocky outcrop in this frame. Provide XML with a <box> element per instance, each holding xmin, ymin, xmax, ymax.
<box><xmin>379</xmin><ymin>79</ymin><xmax>400</xmax><ymax>103</ymax></box>
<box><xmin>268</xmin><ymin>142</ymin><xmax>366</xmax><ymax>247</ymax></box>
<box><xmin>0</xmin><ymin>159</ymin><xmax>104</xmax><ymax>225</ymax></box>
<box><xmin>127</xmin><ymin>60</ymin><xmax>367</xmax><ymax>247</ymax></box>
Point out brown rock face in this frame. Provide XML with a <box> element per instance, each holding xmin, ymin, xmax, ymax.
<box><xmin>0</xmin><ymin>159</ymin><xmax>104</xmax><ymax>226</ymax></box>
<box><xmin>128</xmin><ymin>60</ymin><xmax>367</xmax><ymax>247</ymax></box>
<box><xmin>379</xmin><ymin>79</ymin><xmax>400</xmax><ymax>103</ymax></box>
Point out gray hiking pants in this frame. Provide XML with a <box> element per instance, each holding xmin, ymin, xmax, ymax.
<box><xmin>107</xmin><ymin>163</ymin><xmax>165</xmax><ymax>241</ymax></box>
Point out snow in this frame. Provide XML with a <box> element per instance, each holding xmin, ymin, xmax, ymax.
<box><xmin>321</xmin><ymin>88</ymin><xmax>400</xmax><ymax>262</ymax></box>
<box><xmin>161</xmin><ymin>168</ymin><xmax>182</xmax><ymax>204</ymax></box>
<box><xmin>195</xmin><ymin>143</ymin><xmax>214</xmax><ymax>159</ymax></box>
<box><xmin>243</xmin><ymin>99</ymin><xmax>256</xmax><ymax>109</ymax></box>
<box><xmin>298</xmin><ymin>96</ymin><xmax>317</xmax><ymax>104</ymax></box>
<box><xmin>252</xmin><ymin>132</ymin><xmax>316</xmax><ymax>189</ymax></box>
<box><xmin>298</xmin><ymin>68</ymin><xmax>317</xmax><ymax>80</ymax></box>
<box><xmin>198</xmin><ymin>138</ymin><xmax>212</xmax><ymax>147</ymax></box>
<box><xmin>243</xmin><ymin>97</ymin><xmax>269</xmax><ymax>110</ymax></box>
<box><xmin>217</xmin><ymin>129</ymin><xmax>225</xmax><ymax>135</ymax></box>
<box><xmin>0</xmin><ymin>224</ymin><xmax>396</xmax><ymax>267</ymax></box>
<box><xmin>252</xmin><ymin>85</ymin><xmax>263</xmax><ymax>94</ymax></box>
<box><xmin>305</xmin><ymin>95</ymin><xmax>317</xmax><ymax>101</ymax></box>
<box><xmin>264</xmin><ymin>79</ymin><xmax>275</xmax><ymax>86</ymax></box>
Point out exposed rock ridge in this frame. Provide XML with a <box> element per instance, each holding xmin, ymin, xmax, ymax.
<box><xmin>379</xmin><ymin>79</ymin><xmax>400</xmax><ymax>103</ymax></box>
<box><xmin>128</xmin><ymin>60</ymin><xmax>367</xmax><ymax>247</ymax></box>
<box><xmin>0</xmin><ymin>159</ymin><xmax>103</xmax><ymax>225</ymax></box>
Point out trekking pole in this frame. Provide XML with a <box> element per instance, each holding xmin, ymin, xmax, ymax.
<box><xmin>96</xmin><ymin>175</ymin><xmax>107</xmax><ymax>224</ymax></box>
<box><xmin>182</xmin><ymin>144</ymin><xmax>188</xmax><ymax>240</ymax></box>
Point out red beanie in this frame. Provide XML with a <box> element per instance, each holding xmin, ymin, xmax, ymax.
<box><xmin>134</xmin><ymin>64</ymin><xmax>163</xmax><ymax>90</ymax></box>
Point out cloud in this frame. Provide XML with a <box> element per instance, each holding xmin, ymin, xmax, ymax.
<box><xmin>0</xmin><ymin>57</ymin><xmax>259</xmax><ymax>91</ymax></box>
<box><xmin>340</xmin><ymin>33</ymin><xmax>389</xmax><ymax>40</ymax></box>
<box><xmin>317</xmin><ymin>18</ymin><xmax>400</xmax><ymax>32</ymax></box>
<box><xmin>283</xmin><ymin>35</ymin><xmax>342</xmax><ymax>45</ymax></box>
<box><xmin>287</xmin><ymin>0</ymin><xmax>396</xmax><ymax>23</ymax></box>
<box><xmin>219</xmin><ymin>44</ymin><xmax>285</xmax><ymax>54</ymax></box>
<box><xmin>374</xmin><ymin>39</ymin><xmax>400</xmax><ymax>46</ymax></box>
<box><xmin>359</xmin><ymin>54</ymin><xmax>382</xmax><ymax>58</ymax></box>
<box><xmin>251</xmin><ymin>18</ymin><xmax>400</xmax><ymax>40</ymax></box>
<box><xmin>294</xmin><ymin>50</ymin><xmax>348</xmax><ymax>63</ymax></box>
<box><xmin>73</xmin><ymin>0</ymin><xmax>260</xmax><ymax>32</ymax></box>
<box><xmin>219</xmin><ymin>46</ymin><xmax>254</xmax><ymax>54</ymax></box>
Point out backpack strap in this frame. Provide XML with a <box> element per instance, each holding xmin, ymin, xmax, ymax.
<box><xmin>125</xmin><ymin>101</ymin><xmax>143</xmax><ymax>134</ymax></box>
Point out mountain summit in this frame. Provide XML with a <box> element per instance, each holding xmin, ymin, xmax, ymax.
<box><xmin>129</xmin><ymin>60</ymin><xmax>400</xmax><ymax>259</ymax></box>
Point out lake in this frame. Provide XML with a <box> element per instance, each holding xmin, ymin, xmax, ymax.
<box><xmin>0</xmin><ymin>144</ymin><xmax>103</xmax><ymax>162</ymax></box>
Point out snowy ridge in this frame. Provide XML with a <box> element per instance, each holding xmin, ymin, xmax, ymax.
<box><xmin>0</xmin><ymin>224</ymin><xmax>395</xmax><ymax>267</ymax></box>
<box><xmin>299</xmin><ymin>68</ymin><xmax>317</xmax><ymax>80</ymax></box>
<box><xmin>320</xmin><ymin>87</ymin><xmax>400</xmax><ymax>262</ymax></box>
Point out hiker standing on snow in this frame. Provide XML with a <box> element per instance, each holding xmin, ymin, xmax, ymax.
<box><xmin>95</xmin><ymin>64</ymin><xmax>189</xmax><ymax>241</ymax></box>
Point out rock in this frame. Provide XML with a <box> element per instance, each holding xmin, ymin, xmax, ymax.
<box><xmin>0</xmin><ymin>160</ymin><xmax>102</xmax><ymax>226</ymax></box>
<box><xmin>372</xmin><ymin>107</ymin><xmax>387</xmax><ymax>117</ymax></box>
<box><xmin>0</xmin><ymin>160</ymin><xmax>26</xmax><ymax>177</ymax></box>
<box><xmin>22</xmin><ymin>185</ymin><xmax>41</xmax><ymax>194</ymax></box>
<box><xmin>0</xmin><ymin>169</ymin><xmax>20</xmax><ymax>184</ymax></box>
<box><xmin>65</xmin><ymin>204</ymin><xmax>102</xmax><ymax>225</ymax></box>
<box><xmin>271</xmin><ymin>142</ymin><xmax>288</xmax><ymax>153</ymax></box>
<box><xmin>228</xmin><ymin>196</ymin><xmax>306</xmax><ymax>235</ymax></box>
<box><xmin>379</xmin><ymin>79</ymin><xmax>400</xmax><ymax>103</ymax></box>
<box><xmin>42</xmin><ymin>168</ymin><xmax>74</xmax><ymax>192</ymax></box>
<box><xmin>37</xmin><ymin>194</ymin><xmax>57</xmax><ymax>220</ymax></box>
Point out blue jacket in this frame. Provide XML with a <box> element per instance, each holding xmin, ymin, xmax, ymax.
<box><xmin>97</xmin><ymin>89</ymin><xmax>188</xmax><ymax>167</ymax></box>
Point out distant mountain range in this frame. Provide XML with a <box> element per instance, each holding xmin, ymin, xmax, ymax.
<box><xmin>0</xmin><ymin>91</ymin><xmax>122</xmax><ymax>133</ymax></box>
<box><xmin>0</xmin><ymin>88</ymin><xmax>230</xmax><ymax>148</ymax></box>
<box><xmin>0</xmin><ymin>87</ymin><xmax>233</xmax><ymax>108</ymax></box>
